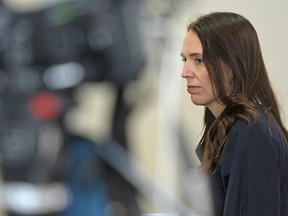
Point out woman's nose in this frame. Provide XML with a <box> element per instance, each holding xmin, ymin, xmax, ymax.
<box><xmin>181</xmin><ymin>69</ymin><xmax>187</xmax><ymax>78</ymax></box>
<box><xmin>181</xmin><ymin>63</ymin><xmax>194</xmax><ymax>78</ymax></box>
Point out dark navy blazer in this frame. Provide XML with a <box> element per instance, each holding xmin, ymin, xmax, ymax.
<box><xmin>196</xmin><ymin>111</ymin><xmax>288</xmax><ymax>216</ymax></box>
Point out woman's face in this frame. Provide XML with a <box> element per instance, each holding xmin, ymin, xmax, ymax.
<box><xmin>181</xmin><ymin>30</ymin><xmax>225</xmax><ymax>117</ymax></box>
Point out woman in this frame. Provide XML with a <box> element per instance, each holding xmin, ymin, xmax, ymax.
<box><xmin>180</xmin><ymin>12</ymin><xmax>288</xmax><ymax>215</ymax></box>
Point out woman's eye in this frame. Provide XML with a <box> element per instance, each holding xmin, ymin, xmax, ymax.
<box><xmin>195</xmin><ymin>58</ymin><xmax>204</xmax><ymax>64</ymax></box>
<box><xmin>181</xmin><ymin>58</ymin><xmax>186</xmax><ymax>63</ymax></box>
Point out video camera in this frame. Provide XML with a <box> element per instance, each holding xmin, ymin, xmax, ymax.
<box><xmin>0</xmin><ymin>0</ymin><xmax>145</xmax><ymax>215</ymax></box>
<box><xmin>0</xmin><ymin>0</ymin><xmax>145</xmax><ymax>169</ymax></box>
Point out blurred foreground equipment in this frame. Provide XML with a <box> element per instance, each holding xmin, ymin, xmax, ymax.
<box><xmin>0</xmin><ymin>0</ymin><xmax>145</xmax><ymax>215</ymax></box>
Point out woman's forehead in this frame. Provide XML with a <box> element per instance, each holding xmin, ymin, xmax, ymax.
<box><xmin>182</xmin><ymin>30</ymin><xmax>203</xmax><ymax>54</ymax></box>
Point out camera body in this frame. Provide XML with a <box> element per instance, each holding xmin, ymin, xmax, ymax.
<box><xmin>0</xmin><ymin>0</ymin><xmax>144</xmax><ymax>172</ymax></box>
<box><xmin>0</xmin><ymin>0</ymin><xmax>144</xmax><ymax>215</ymax></box>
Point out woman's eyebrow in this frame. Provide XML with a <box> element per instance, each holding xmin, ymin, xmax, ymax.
<box><xmin>180</xmin><ymin>52</ymin><xmax>202</xmax><ymax>58</ymax></box>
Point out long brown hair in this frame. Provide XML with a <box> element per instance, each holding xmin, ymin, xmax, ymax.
<box><xmin>188</xmin><ymin>12</ymin><xmax>288</xmax><ymax>172</ymax></box>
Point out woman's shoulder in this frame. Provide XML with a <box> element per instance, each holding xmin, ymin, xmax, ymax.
<box><xmin>231</xmin><ymin>116</ymin><xmax>268</xmax><ymax>138</ymax></box>
<box><xmin>219</xmin><ymin>108</ymin><xmax>288</xmax><ymax>175</ymax></box>
<box><xmin>225</xmin><ymin>109</ymin><xmax>284</xmax><ymax>153</ymax></box>
<box><xmin>230</xmin><ymin>109</ymin><xmax>280</xmax><ymax>140</ymax></box>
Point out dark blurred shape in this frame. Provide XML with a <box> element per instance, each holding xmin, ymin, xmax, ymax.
<box><xmin>0</xmin><ymin>0</ymin><xmax>145</xmax><ymax>215</ymax></box>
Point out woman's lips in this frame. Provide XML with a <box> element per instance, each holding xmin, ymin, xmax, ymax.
<box><xmin>187</xmin><ymin>85</ymin><xmax>200</xmax><ymax>94</ymax></box>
